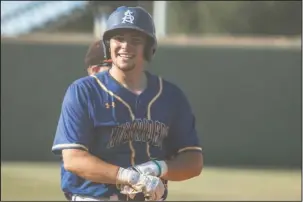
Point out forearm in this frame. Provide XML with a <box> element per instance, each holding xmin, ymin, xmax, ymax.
<box><xmin>62</xmin><ymin>149</ymin><xmax>120</xmax><ymax>184</ymax></box>
<box><xmin>162</xmin><ymin>152</ymin><xmax>203</xmax><ymax>181</ymax></box>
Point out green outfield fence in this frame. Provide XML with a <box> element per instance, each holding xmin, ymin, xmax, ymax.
<box><xmin>1</xmin><ymin>40</ymin><xmax>301</xmax><ymax>168</ymax></box>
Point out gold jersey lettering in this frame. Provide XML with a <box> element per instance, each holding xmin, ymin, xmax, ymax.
<box><xmin>107</xmin><ymin>118</ymin><xmax>169</xmax><ymax>149</ymax></box>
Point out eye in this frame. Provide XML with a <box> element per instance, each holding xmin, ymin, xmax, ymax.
<box><xmin>112</xmin><ymin>35</ymin><xmax>144</xmax><ymax>45</ymax></box>
<box><xmin>113</xmin><ymin>36</ymin><xmax>124</xmax><ymax>42</ymax></box>
<box><xmin>131</xmin><ymin>37</ymin><xmax>143</xmax><ymax>45</ymax></box>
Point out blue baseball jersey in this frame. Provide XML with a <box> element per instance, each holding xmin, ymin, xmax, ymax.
<box><xmin>52</xmin><ymin>70</ymin><xmax>202</xmax><ymax>200</ymax></box>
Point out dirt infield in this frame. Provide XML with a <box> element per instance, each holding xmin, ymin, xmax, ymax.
<box><xmin>1</xmin><ymin>162</ymin><xmax>301</xmax><ymax>201</ymax></box>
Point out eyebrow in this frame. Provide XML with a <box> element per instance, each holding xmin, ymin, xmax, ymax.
<box><xmin>114</xmin><ymin>34</ymin><xmax>142</xmax><ymax>38</ymax></box>
<box><xmin>130</xmin><ymin>33</ymin><xmax>143</xmax><ymax>37</ymax></box>
<box><xmin>115</xmin><ymin>31</ymin><xmax>144</xmax><ymax>37</ymax></box>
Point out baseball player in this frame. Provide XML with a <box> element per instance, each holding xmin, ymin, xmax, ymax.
<box><xmin>84</xmin><ymin>40</ymin><xmax>112</xmax><ymax>75</ymax></box>
<box><xmin>52</xmin><ymin>6</ymin><xmax>203</xmax><ymax>201</ymax></box>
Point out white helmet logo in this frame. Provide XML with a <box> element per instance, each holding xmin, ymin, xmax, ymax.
<box><xmin>122</xmin><ymin>10</ymin><xmax>135</xmax><ymax>24</ymax></box>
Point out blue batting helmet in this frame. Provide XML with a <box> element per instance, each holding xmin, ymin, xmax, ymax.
<box><xmin>103</xmin><ymin>6</ymin><xmax>157</xmax><ymax>62</ymax></box>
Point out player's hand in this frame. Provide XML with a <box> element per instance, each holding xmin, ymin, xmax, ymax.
<box><xmin>116</xmin><ymin>167</ymin><xmax>165</xmax><ymax>201</ymax></box>
<box><xmin>119</xmin><ymin>184</ymin><xmax>140</xmax><ymax>199</ymax></box>
<box><xmin>129</xmin><ymin>174</ymin><xmax>165</xmax><ymax>201</ymax></box>
<box><xmin>118</xmin><ymin>160</ymin><xmax>168</xmax><ymax>200</ymax></box>
<box><xmin>132</xmin><ymin>160</ymin><xmax>168</xmax><ymax>177</ymax></box>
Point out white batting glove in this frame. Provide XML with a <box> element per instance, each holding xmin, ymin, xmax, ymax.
<box><xmin>133</xmin><ymin>160</ymin><xmax>168</xmax><ymax>177</ymax></box>
<box><xmin>116</xmin><ymin>167</ymin><xmax>165</xmax><ymax>201</ymax></box>
<box><xmin>116</xmin><ymin>167</ymin><xmax>141</xmax><ymax>186</ymax></box>
<box><xmin>132</xmin><ymin>174</ymin><xmax>165</xmax><ymax>201</ymax></box>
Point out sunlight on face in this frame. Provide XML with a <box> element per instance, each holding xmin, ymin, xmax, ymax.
<box><xmin>110</xmin><ymin>29</ymin><xmax>146</xmax><ymax>72</ymax></box>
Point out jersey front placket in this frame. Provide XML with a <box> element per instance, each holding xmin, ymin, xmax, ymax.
<box><xmin>91</xmin><ymin>72</ymin><xmax>163</xmax><ymax>167</ymax></box>
<box><xmin>127</xmin><ymin>92</ymin><xmax>153</xmax><ymax>165</ymax></box>
<box><xmin>134</xmin><ymin>96</ymin><xmax>147</xmax><ymax>118</ymax></box>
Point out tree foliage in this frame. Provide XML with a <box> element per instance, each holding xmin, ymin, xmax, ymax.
<box><xmin>167</xmin><ymin>1</ymin><xmax>301</xmax><ymax>36</ymax></box>
<box><xmin>55</xmin><ymin>1</ymin><xmax>301</xmax><ymax>36</ymax></box>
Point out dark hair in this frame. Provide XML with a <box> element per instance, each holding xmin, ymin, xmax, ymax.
<box><xmin>84</xmin><ymin>40</ymin><xmax>112</xmax><ymax>68</ymax></box>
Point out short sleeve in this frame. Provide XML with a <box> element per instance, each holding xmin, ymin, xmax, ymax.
<box><xmin>165</xmin><ymin>88</ymin><xmax>202</xmax><ymax>158</ymax></box>
<box><xmin>52</xmin><ymin>83</ymin><xmax>93</xmax><ymax>155</ymax></box>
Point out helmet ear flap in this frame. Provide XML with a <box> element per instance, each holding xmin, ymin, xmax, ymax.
<box><xmin>144</xmin><ymin>38</ymin><xmax>157</xmax><ymax>62</ymax></box>
<box><xmin>144</xmin><ymin>46</ymin><xmax>155</xmax><ymax>62</ymax></box>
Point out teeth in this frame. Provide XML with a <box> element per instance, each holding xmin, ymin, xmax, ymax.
<box><xmin>119</xmin><ymin>54</ymin><xmax>133</xmax><ymax>58</ymax></box>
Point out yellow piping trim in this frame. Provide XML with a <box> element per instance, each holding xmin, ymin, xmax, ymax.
<box><xmin>178</xmin><ymin>146</ymin><xmax>202</xmax><ymax>153</ymax></box>
<box><xmin>52</xmin><ymin>143</ymin><xmax>88</xmax><ymax>151</ymax></box>
<box><xmin>91</xmin><ymin>75</ymin><xmax>136</xmax><ymax>166</ymax></box>
<box><xmin>146</xmin><ymin>77</ymin><xmax>163</xmax><ymax>159</ymax></box>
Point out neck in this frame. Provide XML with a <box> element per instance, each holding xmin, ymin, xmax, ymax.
<box><xmin>109</xmin><ymin>65</ymin><xmax>147</xmax><ymax>94</ymax></box>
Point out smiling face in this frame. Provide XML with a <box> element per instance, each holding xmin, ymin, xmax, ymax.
<box><xmin>109</xmin><ymin>29</ymin><xmax>147</xmax><ymax>72</ymax></box>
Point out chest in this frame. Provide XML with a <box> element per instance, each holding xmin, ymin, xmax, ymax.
<box><xmin>88</xmin><ymin>91</ymin><xmax>174</xmax><ymax>165</ymax></box>
<box><xmin>89</xmin><ymin>91</ymin><xmax>174</xmax><ymax>127</ymax></box>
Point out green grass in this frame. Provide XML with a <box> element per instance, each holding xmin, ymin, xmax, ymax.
<box><xmin>1</xmin><ymin>162</ymin><xmax>301</xmax><ymax>201</ymax></box>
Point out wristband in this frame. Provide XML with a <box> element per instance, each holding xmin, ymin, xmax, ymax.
<box><xmin>152</xmin><ymin>160</ymin><xmax>168</xmax><ymax>177</ymax></box>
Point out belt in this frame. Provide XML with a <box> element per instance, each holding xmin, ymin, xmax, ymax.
<box><xmin>71</xmin><ymin>194</ymin><xmax>119</xmax><ymax>201</ymax></box>
<box><xmin>68</xmin><ymin>193</ymin><xmax>147</xmax><ymax>201</ymax></box>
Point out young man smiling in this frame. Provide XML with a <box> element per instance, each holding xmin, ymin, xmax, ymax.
<box><xmin>52</xmin><ymin>6</ymin><xmax>203</xmax><ymax>201</ymax></box>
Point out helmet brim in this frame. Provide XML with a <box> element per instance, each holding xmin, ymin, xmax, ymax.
<box><xmin>103</xmin><ymin>25</ymin><xmax>155</xmax><ymax>44</ymax></box>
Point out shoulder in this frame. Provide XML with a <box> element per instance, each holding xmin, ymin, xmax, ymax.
<box><xmin>88</xmin><ymin>70</ymin><xmax>110</xmax><ymax>85</ymax></box>
<box><xmin>147</xmin><ymin>72</ymin><xmax>189</xmax><ymax>105</ymax></box>
<box><xmin>160</xmin><ymin>77</ymin><xmax>187</xmax><ymax>99</ymax></box>
<box><xmin>147</xmin><ymin>72</ymin><xmax>183</xmax><ymax>95</ymax></box>
<box><xmin>64</xmin><ymin>75</ymin><xmax>97</xmax><ymax>102</ymax></box>
<box><xmin>160</xmin><ymin>78</ymin><xmax>193</xmax><ymax>113</ymax></box>
<box><xmin>163</xmin><ymin>79</ymin><xmax>183</xmax><ymax>94</ymax></box>
<box><xmin>68</xmin><ymin>71</ymin><xmax>108</xmax><ymax>92</ymax></box>
<box><xmin>71</xmin><ymin>75</ymin><xmax>96</xmax><ymax>88</ymax></box>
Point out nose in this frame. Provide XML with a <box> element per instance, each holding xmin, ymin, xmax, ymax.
<box><xmin>120</xmin><ymin>40</ymin><xmax>132</xmax><ymax>49</ymax></box>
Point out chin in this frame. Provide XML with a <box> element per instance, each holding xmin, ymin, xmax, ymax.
<box><xmin>118</xmin><ymin>64</ymin><xmax>136</xmax><ymax>72</ymax></box>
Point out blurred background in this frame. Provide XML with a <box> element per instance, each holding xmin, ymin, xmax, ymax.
<box><xmin>1</xmin><ymin>1</ymin><xmax>302</xmax><ymax>201</ymax></box>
